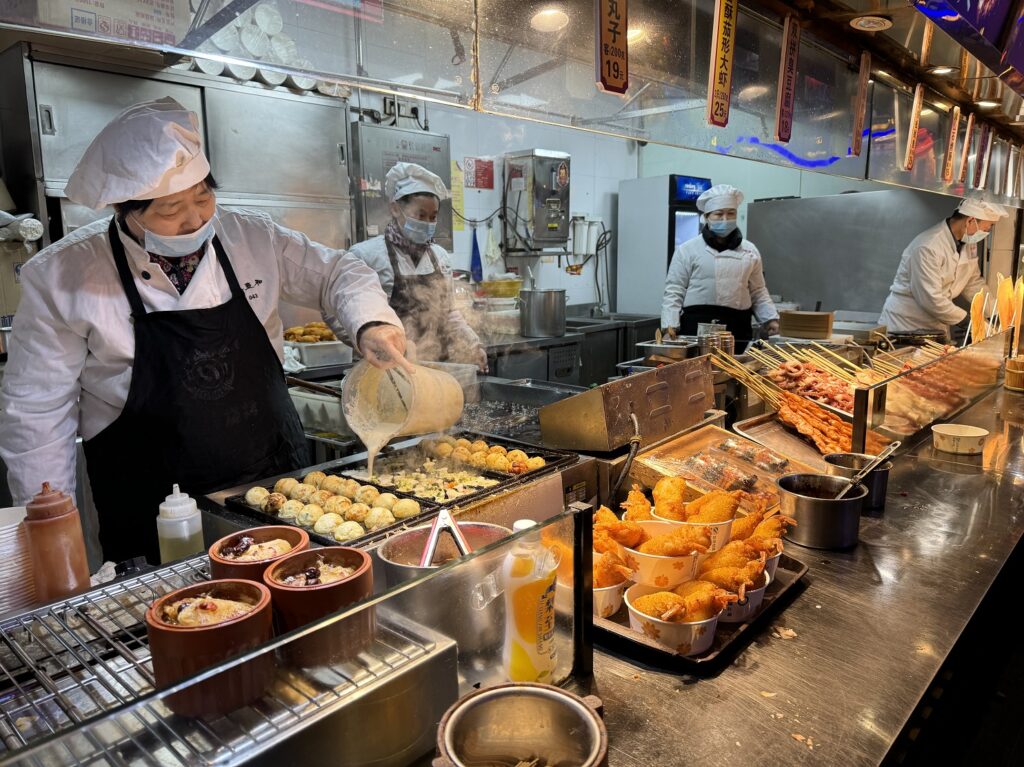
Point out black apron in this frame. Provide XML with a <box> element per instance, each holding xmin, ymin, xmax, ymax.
<box><xmin>84</xmin><ymin>220</ymin><xmax>308</xmax><ymax>564</ymax></box>
<box><xmin>384</xmin><ymin>237</ymin><xmax>453</xmax><ymax>362</ymax></box>
<box><xmin>680</xmin><ymin>304</ymin><xmax>756</xmax><ymax>351</ymax></box>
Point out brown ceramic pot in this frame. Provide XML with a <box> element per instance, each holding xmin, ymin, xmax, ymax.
<box><xmin>145</xmin><ymin>579</ymin><xmax>274</xmax><ymax>717</ymax></box>
<box><xmin>263</xmin><ymin>547</ymin><xmax>374</xmax><ymax>667</ymax></box>
<box><xmin>209</xmin><ymin>526</ymin><xmax>310</xmax><ymax>583</ymax></box>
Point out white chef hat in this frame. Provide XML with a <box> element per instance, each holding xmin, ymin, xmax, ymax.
<box><xmin>385</xmin><ymin>162</ymin><xmax>449</xmax><ymax>202</ymax></box>
<box><xmin>696</xmin><ymin>184</ymin><xmax>744</xmax><ymax>214</ymax></box>
<box><xmin>65</xmin><ymin>97</ymin><xmax>211</xmax><ymax>210</ymax></box>
<box><xmin>958</xmin><ymin>198</ymin><xmax>1008</xmax><ymax>221</ymax></box>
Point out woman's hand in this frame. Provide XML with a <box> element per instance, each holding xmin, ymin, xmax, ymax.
<box><xmin>762</xmin><ymin>319</ymin><xmax>780</xmax><ymax>337</ymax></box>
<box><xmin>359</xmin><ymin>324</ymin><xmax>415</xmax><ymax>372</ymax></box>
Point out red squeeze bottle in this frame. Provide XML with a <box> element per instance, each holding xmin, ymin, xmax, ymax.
<box><xmin>23</xmin><ymin>482</ymin><xmax>91</xmax><ymax>601</ymax></box>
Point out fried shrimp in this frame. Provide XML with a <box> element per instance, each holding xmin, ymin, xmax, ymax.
<box><xmin>698</xmin><ymin>540</ymin><xmax>764</xmax><ymax>573</ymax></box>
<box><xmin>728</xmin><ymin>509</ymin><xmax>769</xmax><ymax>541</ymax></box>
<box><xmin>636</xmin><ymin>525</ymin><xmax>711</xmax><ymax>556</ymax></box>
<box><xmin>632</xmin><ymin>592</ymin><xmax>688</xmax><ymax>622</ymax></box>
<box><xmin>700</xmin><ymin>560</ymin><xmax>766</xmax><ymax>601</ymax></box>
<box><xmin>686</xmin><ymin>491</ymin><xmax>741</xmax><ymax>523</ymax></box>
<box><xmin>620</xmin><ymin>485</ymin><xmax>654</xmax><ymax>521</ymax></box>
<box><xmin>593</xmin><ymin>551</ymin><xmax>631</xmax><ymax>588</ymax></box>
<box><xmin>750</xmin><ymin>514</ymin><xmax>797</xmax><ymax>541</ymax></box>
<box><xmin>673</xmin><ymin>580</ymin><xmax>739</xmax><ymax>621</ymax></box>
<box><xmin>652</xmin><ymin>476</ymin><xmax>690</xmax><ymax>521</ymax></box>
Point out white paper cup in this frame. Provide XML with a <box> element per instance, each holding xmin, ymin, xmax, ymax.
<box><xmin>624</xmin><ymin>583</ymin><xmax>719</xmax><ymax>656</ymax></box>
<box><xmin>649</xmin><ymin>511</ymin><xmax>734</xmax><ymax>552</ymax></box>
<box><xmin>610</xmin><ymin>521</ymin><xmax>702</xmax><ymax>589</ymax></box>
<box><xmin>719</xmin><ymin>571</ymin><xmax>770</xmax><ymax>624</ymax></box>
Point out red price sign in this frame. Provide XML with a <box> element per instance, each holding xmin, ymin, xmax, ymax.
<box><xmin>706</xmin><ymin>0</ymin><xmax>737</xmax><ymax>127</ymax></box>
<box><xmin>774</xmin><ymin>15</ymin><xmax>801</xmax><ymax>143</ymax></box>
<box><xmin>595</xmin><ymin>0</ymin><xmax>628</xmax><ymax>94</ymax></box>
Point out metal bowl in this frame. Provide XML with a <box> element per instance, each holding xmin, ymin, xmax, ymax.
<box><xmin>777</xmin><ymin>473</ymin><xmax>867</xmax><ymax>550</ymax></box>
<box><xmin>435</xmin><ymin>683</ymin><xmax>607</xmax><ymax>767</ymax></box>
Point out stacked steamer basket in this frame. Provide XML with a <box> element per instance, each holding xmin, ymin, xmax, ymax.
<box><xmin>0</xmin><ymin>507</ymin><xmax>37</xmax><ymax>614</ymax></box>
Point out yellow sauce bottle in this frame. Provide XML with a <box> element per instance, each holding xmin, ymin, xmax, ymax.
<box><xmin>501</xmin><ymin>520</ymin><xmax>558</xmax><ymax>683</ymax></box>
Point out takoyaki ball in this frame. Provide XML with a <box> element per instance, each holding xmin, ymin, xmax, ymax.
<box><xmin>375</xmin><ymin>493</ymin><xmax>399</xmax><ymax>510</ymax></box>
<box><xmin>345</xmin><ymin>503</ymin><xmax>371</xmax><ymax>523</ymax></box>
<box><xmin>313</xmin><ymin>513</ymin><xmax>343</xmax><ymax>535</ymax></box>
<box><xmin>321</xmin><ymin>475</ymin><xmax>346</xmax><ymax>496</ymax></box>
<box><xmin>297</xmin><ymin>504</ymin><xmax>324</xmax><ymax>527</ymax></box>
<box><xmin>290</xmin><ymin>483</ymin><xmax>317</xmax><ymax>502</ymax></box>
<box><xmin>526</xmin><ymin>457</ymin><xmax>547</xmax><ymax>470</ymax></box>
<box><xmin>303</xmin><ymin>470</ymin><xmax>327</xmax><ymax>489</ymax></box>
<box><xmin>264</xmin><ymin>492</ymin><xmax>288</xmax><ymax>514</ymax></box>
<box><xmin>438</xmin><ymin>435</ymin><xmax>458</xmax><ymax>446</ymax></box>
<box><xmin>245</xmin><ymin>486</ymin><xmax>270</xmax><ymax>509</ymax></box>
<box><xmin>339</xmin><ymin>478</ymin><xmax>362</xmax><ymax>499</ymax></box>
<box><xmin>451</xmin><ymin>447</ymin><xmax>472</xmax><ymax>463</ymax></box>
<box><xmin>506</xmin><ymin>450</ymin><xmax>529</xmax><ymax>464</ymax></box>
<box><xmin>365</xmin><ymin>507</ymin><xmax>396</xmax><ymax>531</ymax></box>
<box><xmin>392</xmin><ymin>499</ymin><xmax>421</xmax><ymax>519</ymax></box>
<box><xmin>470</xmin><ymin>440</ymin><xmax>489</xmax><ymax>454</ymax></box>
<box><xmin>323</xmin><ymin>495</ymin><xmax>353</xmax><ymax>516</ymax></box>
<box><xmin>333</xmin><ymin>521</ymin><xmax>365</xmax><ymax>543</ymax></box>
<box><xmin>455</xmin><ymin>438</ymin><xmax>472</xmax><ymax>450</ymax></box>
<box><xmin>274</xmin><ymin>477</ymin><xmax>299</xmax><ymax>496</ymax></box>
<box><xmin>354</xmin><ymin>485</ymin><xmax>380</xmax><ymax>506</ymax></box>
<box><xmin>434</xmin><ymin>443</ymin><xmax>454</xmax><ymax>459</ymax></box>
<box><xmin>279</xmin><ymin>499</ymin><xmax>305</xmax><ymax>520</ymax></box>
<box><xmin>486</xmin><ymin>453</ymin><xmax>511</xmax><ymax>472</ymax></box>
<box><xmin>311</xmin><ymin>489</ymin><xmax>334</xmax><ymax>507</ymax></box>
<box><xmin>468</xmin><ymin>451</ymin><xmax>489</xmax><ymax>469</ymax></box>
<box><xmin>487</xmin><ymin>445</ymin><xmax>508</xmax><ymax>456</ymax></box>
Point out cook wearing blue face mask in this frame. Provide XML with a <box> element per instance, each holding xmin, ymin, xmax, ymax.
<box><xmin>347</xmin><ymin>162</ymin><xmax>489</xmax><ymax>372</ymax></box>
<box><xmin>661</xmin><ymin>183</ymin><xmax>780</xmax><ymax>349</ymax></box>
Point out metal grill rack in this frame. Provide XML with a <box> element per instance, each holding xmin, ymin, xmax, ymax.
<box><xmin>0</xmin><ymin>557</ymin><xmax>441</xmax><ymax>765</ymax></box>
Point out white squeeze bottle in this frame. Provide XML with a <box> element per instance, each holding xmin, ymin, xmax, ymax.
<box><xmin>156</xmin><ymin>484</ymin><xmax>205</xmax><ymax>563</ymax></box>
<box><xmin>502</xmin><ymin>519</ymin><xmax>558</xmax><ymax>683</ymax></box>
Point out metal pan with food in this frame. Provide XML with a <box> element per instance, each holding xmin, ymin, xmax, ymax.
<box><xmin>401</xmin><ymin>431</ymin><xmax>576</xmax><ymax>477</ymax></box>
<box><xmin>224</xmin><ymin>469</ymin><xmax>439</xmax><ymax>548</ymax></box>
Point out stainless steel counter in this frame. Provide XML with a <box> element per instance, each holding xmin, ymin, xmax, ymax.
<box><xmin>481</xmin><ymin>331</ymin><xmax>586</xmax><ymax>353</ymax></box>
<box><xmin>588</xmin><ymin>388</ymin><xmax>1024</xmax><ymax>766</ymax></box>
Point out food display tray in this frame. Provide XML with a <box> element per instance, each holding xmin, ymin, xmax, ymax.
<box><xmin>593</xmin><ymin>553</ymin><xmax>808</xmax><ymax>674</ymax></box>
<box><xmin>223</xmin><ymin>476</ymin><xmax>441</xmax><ymax>548</ymax></box>
<box><xmin>732</xmin><ymin>413</ymin><xmax>830</xmax><ymax>471</ymax></box>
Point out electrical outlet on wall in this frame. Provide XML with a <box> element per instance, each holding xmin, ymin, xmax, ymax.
<box><xmin>382</xmin><ymin>96</ymin><xmax>418</xmax><ymax>119</ymax></box>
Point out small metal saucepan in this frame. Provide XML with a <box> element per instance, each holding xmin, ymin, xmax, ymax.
<box><xmin>824</xmin><ymin>453</ymin><xmax>892</xmax><ymax>510</ymax></box>
<box><xmin>777</xmin><ymin>473</ymin><xmax>868</xmax><ymax>549</ymax></box>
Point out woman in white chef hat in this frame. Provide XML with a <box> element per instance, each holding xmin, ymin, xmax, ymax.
<box><xmin>660</xmin><ymin>184</ymin><xmax>779</xmax><ymax>349</ymax></box>
<box><xmin>0</xmin><ymin>98</ymin><xmax>409</xmax><ymax>564</ymax></box>
<box><xmin>879</xmin><ymin>197</ymin><xmax>1007</xmax><ymax>337</ymax></box>
<box><xmin>348</xmin><ymin>162</ymin><xmax>488</xmax><ymax>371</ymax></box>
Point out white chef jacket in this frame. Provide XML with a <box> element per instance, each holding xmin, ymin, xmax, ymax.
<box><xmin>0</xmin><ymin>207</ymin><xmax>402</xmax><ymax>506</ymax></box>
<box><xmin>878</xmin><ymin>220</ymin><xmax>986</xmax><ymax>333</ymax></box>
<box><xmin>346</xmin><ymin>235</ymin><xmax>482</xmax><ymax>356</ymax></box>
<box><xmin>661</xmin><ymin>235</ymin><xmax>779</xmax><ymax>330</ymax></box>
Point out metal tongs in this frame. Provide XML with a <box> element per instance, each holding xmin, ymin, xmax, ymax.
<box><xmin>835</xmin><ymin>441</ymin><xmax>901</xmax><ymax>500</ymax></box>
<box><xmin>418</xmin><ymin>508</ymin><xmax>473</xmax><ymax>567</ymax></box>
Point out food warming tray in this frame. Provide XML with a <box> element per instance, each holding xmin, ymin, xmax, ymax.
<box><xmin>732</xmin><ymin>412</ymin><xmax>830</xmax><ymax>471</ymax></box>
<box><xmin>0</xmin><ymin>556</ymin><xmax>458</xmax><ymax>766</ymax></box>
<box><xmin>593</xmin><ymin>553</ymin><xmax>808</xmax><ymax>674</ymax></box>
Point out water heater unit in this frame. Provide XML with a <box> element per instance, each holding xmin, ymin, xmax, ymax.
<box><xmin>502</xmin><ymin>150</ymin><xmax>570</xmax><ymax>253</ymax></box>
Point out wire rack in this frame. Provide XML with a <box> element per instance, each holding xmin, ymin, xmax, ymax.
<box><xmin>0</xmin><ymin>557</ymin><xmax>439</xmax><ymax>765</ymax></box>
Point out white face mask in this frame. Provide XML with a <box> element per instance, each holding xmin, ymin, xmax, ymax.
<box><xmin>962</xmin><ymin>219</ymin><xmax>989</xmax><ymax>245</ymax></box>
<box><xmin>132</xmin><ymin>212</ymin><xmax>217</xmax><ymax>258</ymax></box>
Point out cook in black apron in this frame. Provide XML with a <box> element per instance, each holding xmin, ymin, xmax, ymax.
<box><xmin>84</xmin><ymin>219</ymin><xmax>309</xmax><ymax>563</ymax></box>
<box><xmin>384</xmin><ymin>237</ymin><xmax>454</xmax><ymax>362</ymax></box>
<box><xmin>679</xmin><ymin>305</ymin><xmax>755</xmax><ymax>351</ymax></box>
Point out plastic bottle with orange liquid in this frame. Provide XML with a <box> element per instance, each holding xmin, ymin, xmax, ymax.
<box><xmin>501</xmin><ymin>519</ymin><xmax>558</xmax><ymax>683</ymax></box>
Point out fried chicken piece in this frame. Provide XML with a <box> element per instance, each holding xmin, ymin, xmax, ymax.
<box><xmin>686</xmin><ymin>491</ymin><xmax>741</xmax><ymax>523</ymax></box>
<box><xmin>636</xmin><ymin>525</ymin><xmax>711</xmax><ymax>556</ymax></box>
<box><xmin>632</xmin><ymin>592</ymin><xmax>688</xmax><ymax>622</ymax></box>
<box><xmin>652</xmin><ymin>476</ymin><xmax>690</xmax><ymax>522</ymax></box>
<box><xmin>728</xmin><ymin>509</ymin><xmax>769</xmax><ymax>541</ymax></box>
<box><xmin>673</xmin><ymin>580</ymin><xmax>740</xmax><ymax>621</ymax></box>
<box><xmin>700</xmin><ymin>560</ymin><xmax>766</xmax><ymax>601</ymax></box>
<box><xmin>593</xmin><ymin>551</ymin><xmax>631</xmax><ymax>588</ymax></box>
<box><xmin>750</xmin><ymin>514</ymin><xmax>797</xmax><ymax>541</ymax></box>
<box><xmin>620</xmin><ymin>485</ymin><xmax>654</xmax><ymax>521</ymax></box>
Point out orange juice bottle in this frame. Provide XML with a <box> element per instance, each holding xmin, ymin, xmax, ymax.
<box><xmin>501</xmin><ymin>520</ymin><xmax>558</xmax><ymax>683</ymax></box>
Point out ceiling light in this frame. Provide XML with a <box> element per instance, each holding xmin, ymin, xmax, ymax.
<box><xmin>737</xmin><ymin>85</ymin><xmax>770</xmax><ymax>102</ymax></box>
<box><xmin>627</xmin><ymin>26</ymin><xmax>648</xmax><ymax>45</ymax></box>
<box><xmin>928</xmin><ymin>65</ymin><xmax>958</xmax><ymax>76</ymax></box>
<box><xmin>976</xmin><ymin>99</ymin><xmax>1000</xmax><ymax>108</ymax></box>
<box><xmin>921</xmin><ymin>108</ymin><xmax>934</xmax><ymax>116</ymax></box>
<box><xmin>850</xmin><ymin>16</ymin><xmax>893</xmax><ymax>32</ymax></box>
<box><xmin>530</xmin><ymin>7</ymin><xmax>569</xmax><ymax>33</ymax></box>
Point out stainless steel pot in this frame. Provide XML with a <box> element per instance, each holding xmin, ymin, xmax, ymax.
<box><xmin>433</xmin><ymin>683</ymin><xmax>608</xmax><ymax>767</ymax></box>
<box><xmin>777</xmin><ymin>473</ymin><xmax>867</xmax><ymax>549</ymax></box>
<box><xmin>520</xmin><ymin>289</ymin><xmax>567</xmax><ymax>338</ymax></box>
<box><xmin>824</xmin><ymin>453</ymin><xmax>892</xmax><ymax>510</ymax></box>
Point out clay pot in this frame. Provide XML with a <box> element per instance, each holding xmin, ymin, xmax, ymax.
<box><xmin>209</xmin><ymin>526</ymin><xmax>310</xmax><ymax>583</ymax></box>
<box><xmin>263</xmin><ymin>547</ymin><xmax>374</xmax><ymax>667</ymax></box>
<box><xmin>145</xmin><ymin>579</ymin><xmax>274</xmax><ymax>717</ymax></box>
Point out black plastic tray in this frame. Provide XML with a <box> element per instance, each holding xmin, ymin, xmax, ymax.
<box><xmin>223</xmin><ymin>477</ymin><xmax>441</xmax><ymax>548</ymax></box>
<box><xmin>593</xmin><ymin>553</ymin><xmax>808</xmax><ymax>674</ymax></box>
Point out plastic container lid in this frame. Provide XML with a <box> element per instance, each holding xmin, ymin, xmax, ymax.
<box><xmin>513</xmin><ymin>519</ymin><xmax>537</xmax><ymax>533</ymax></box>
<box><xmin>159</xmin><ymin>484</ymin><xmax>199</xmax><ymax>519</ymax></box>
<box><xmin>26</xmin><ymin>482</ymin><xmax>74</xmax><ymax>520</ymax></box>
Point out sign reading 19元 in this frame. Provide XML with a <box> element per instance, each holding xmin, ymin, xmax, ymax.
<box><xmin>596</xmin><ymin>0</ymin><xmax>629</xmax><ymax>94</ymax></box>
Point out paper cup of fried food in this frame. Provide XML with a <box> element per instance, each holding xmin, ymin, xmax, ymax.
<box><xmin>651</xmin><ymin>490</ymin><xmax>741</xmax><ymax>552</ymax></box>
<box><xmin>624</xmin><ymin>583</ymin><xmax>720</xmax><ymax>656</ymax></box>
<box><xmin>594</xmin><ymin>581</ymin><xmax>627</xmax><ymax>618</ymax></box>
<box><xmin>718</xmin><ymin>570</ymin><xmax>771</xmax><ymax>624</ymax></box>
<box><xmin>765</xmin><ymin>550</ymin><xmax>782</xmax><ymax>581</ymax></box>
<box><xmin>610</xmin><ymin>520</ymin><xmax>707</xmax><ymax>590</ymax></box>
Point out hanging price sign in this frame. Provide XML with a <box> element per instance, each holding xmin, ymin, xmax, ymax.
<box><xmin>706</xmin><ymin>0</ymin><xmax>737</xmax><ymax>127</ymax></box>
<box><xmin>595</xmin><ymin>0</ymin><xmax>628</xmax><ymax>94</ymax></box>
<box><xmin>958</xmin><ymin>112</ymin><xmax>975</xmax><ymax>184</ymax></box>
<box><xmin>774</xmin><ymin>15</ymin><xmax>801</xmax><ymax>143</ymax></box>
<box><xmin>943</xmin><ymin>105</ymin><xmax>961</xmax><ymax>183</ymax></box>
<box><xmin>850</xmin><ymin>52</ymin><xmax>870</xmax><ymax>157</ymax></box>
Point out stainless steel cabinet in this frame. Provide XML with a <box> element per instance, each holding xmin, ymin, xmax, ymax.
<box><xmin>32</xmin><ymin>62</ymin><xmax>204</xmax><ymax>195</ymax></box>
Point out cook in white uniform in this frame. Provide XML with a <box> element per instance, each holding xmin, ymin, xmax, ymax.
<box><xmin>661</xmin><ymin>184</ymin><xmax>779</xmax><ymax>348</ymax></box>
<box><xmin>0</xmin><ymin>98</ymin><xmax>409</xmax><ymax>563</ymax></box>
<box><xmin>348</xmin><ymin>163</ymin><xmax>488</xmax><ymax>371</ymax></box>
<box><xmin>879</xmin><ymin>198</ymin><xmax>1007</xmax><ymax>336</ymax></box>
